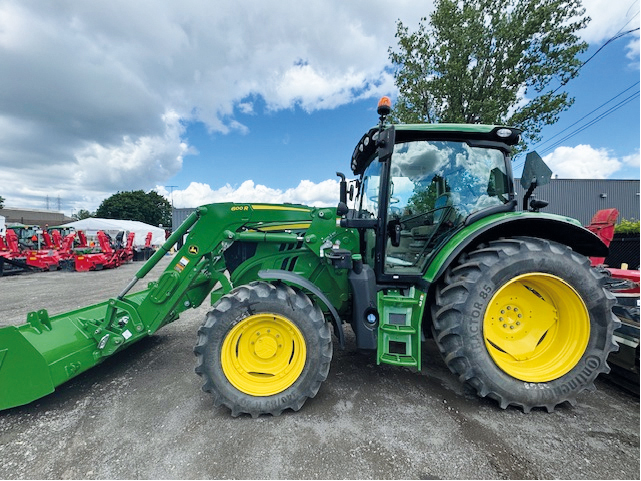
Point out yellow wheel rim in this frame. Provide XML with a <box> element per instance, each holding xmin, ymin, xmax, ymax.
<box><xmin>221</xmin><ymin>313</ymin><xmax>306</xmax><ymax>396</ymax></box>
<box><xmin>483</xmin><ymin>273</ymin><xmax>590</xmax><ymax>382</ymax></box>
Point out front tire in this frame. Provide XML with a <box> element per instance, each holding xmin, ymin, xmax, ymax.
<box><xmin>194</xmin><ymin>281</ymin><xmax>332</xmax><ymax>417</ymax></box>
<box><xmin>432</xmin><ymin>237</ymin><xmax>619</xmax><ymax>412</ymax></box>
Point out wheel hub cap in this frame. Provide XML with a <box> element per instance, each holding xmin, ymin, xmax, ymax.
<box><xmin>254</xmin><ymin>336</ymin><xmax>278</xmax><ymax>359</ymax></box>
<box><xmin>483</xmin><ymin>273</ymin><xmax>590</xmax><ymax>382</ymax></box>
<box><xmin>221</xmin><ymin>313</ymin><xmax>306</xmax><ymax>396</ymax></box>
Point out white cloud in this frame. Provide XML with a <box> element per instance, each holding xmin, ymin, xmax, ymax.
<box><xmin>74</xmin><ymin>110</ymin><xmax>191</xmax><ymax>191</ymax></box>
<box><xmin>626</xmin><ymin>36</ymin><xmax>640</xmax><ymax>67</ymax></box>
<box><xmin>622</xmin><ymin>149</ymin><xmax>641</xmax><ymax>167</ymax></box>
<box><xmin>581</xmin><ymin>0</ymin><xmax>640</xmax><ymax>56</ymax></box>
<box><xmin>157</xmin><ymin>179</ymin><xmax>340</xmax><ymax>208</ymax></box>
<box><xmin>542</xmin><ymin>145</ymin><xmax>624</xmax><ymax>178</ymax></box>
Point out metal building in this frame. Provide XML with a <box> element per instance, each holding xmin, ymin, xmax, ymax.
<box><xmin>514</xmin><ymin>179</ymin><xmax>640</xmax><ymax>226</ymax></box>
<box><xmin>172</xmin><ymin>207</ymin><xmax>197</xmax><ymax>232</ymax></box>
<box><xmin>0</xmin><ymin>208</ymin><xmax>73</xmax><ymax>228</ymax></box>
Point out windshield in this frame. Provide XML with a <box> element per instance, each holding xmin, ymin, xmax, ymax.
<box><xmin>389</xmin><ymin>140</ymin><xmax>509</xmax><ymax>216</ymax></box>
<box><xmin>359</xmin><ymin>140</ymin><xmax>510</xmax><ymax>275</ymax></box>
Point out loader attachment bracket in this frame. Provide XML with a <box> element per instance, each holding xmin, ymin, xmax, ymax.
<box><xmin>75</xmin><ymin>298</ymin><xmax>148</xmax><ymax>358</ymax></box>
<box><xmin>27</xmin><ymin>309</ymin><xmax>52</xmax><ymax>333</ymax></box>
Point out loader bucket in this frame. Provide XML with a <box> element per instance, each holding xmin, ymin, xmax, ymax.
<box><xmin>0</xmin><ymin>210</ymin><xmax>204</xmax><ymax>410</ymax></box>
<box><xmin>0</xmin><ymin>326</ymin><xmax>55</xmax><ymax>410</ymax></box>
<box><xmin>0</xmin><ymin>291</ymin><xmax>160</xmax><ymax>411</ymax></box>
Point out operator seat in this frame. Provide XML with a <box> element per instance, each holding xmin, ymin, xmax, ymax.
<box><xmin>410</xmin><ymin>192</ymin><xmax>456</xmax><ymax>242</ymax></box>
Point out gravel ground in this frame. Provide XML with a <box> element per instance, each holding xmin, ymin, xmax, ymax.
<box><xmin>0</xmin><ymin>257</ymin><xmax>639</xmax><ymax>479</ymax></box>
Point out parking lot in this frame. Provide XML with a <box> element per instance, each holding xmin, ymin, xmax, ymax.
<box><xmin>0</xmin><ymin>256</ymin><xmax>639</xmax><ymax>479</ymax></box>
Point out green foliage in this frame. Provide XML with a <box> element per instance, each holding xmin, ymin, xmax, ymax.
<box><xmin>96</xmin><ymin>190</ymin><xmax>171</xmax><ymax>227</ymax></box>
<box><xmin>72</xmin><ymin>209</ymin><xmax>95</xmax><ymax>221</ymax></box>
<box><xmin>389</xmin><ymin>0</ymin><xmax>589</xmax><ymax>147</ymax></box>
<box><xmin>615</xmin><ymin>219</ymin><xmax>640</xmax><ymax>235</ymax></box>
<box><xmin>0</xmin><ymin>195</ymin><xmax>4</xmax><ymax>209</ymax></box>
<box><xmin>407</xmin><ymin>178</ymin><xmax>441</xmax><ymax>215</ymax></box>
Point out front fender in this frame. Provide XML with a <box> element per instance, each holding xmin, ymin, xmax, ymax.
<box><xmin>425</xmin><ymin>212</ymin><xmax>608</xmax><ymax>284</ymax></box>
<box><xmin>257</xmin><ymin>269</ymin><xmax>345</xmax><ymax>348</ymax></box>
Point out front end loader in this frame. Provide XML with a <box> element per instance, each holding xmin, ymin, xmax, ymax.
<box><xmin>0</xmin><ymin>98</ymin><xmax>619</xmax><ymax>416</ymax></box>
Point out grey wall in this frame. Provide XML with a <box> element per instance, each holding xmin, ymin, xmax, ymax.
<box><xmin>514</xmin><ymin>179</ymin><xmax>639</xmax><ymax>225</ymax></box>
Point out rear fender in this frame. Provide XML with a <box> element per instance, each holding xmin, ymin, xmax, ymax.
<box><xmin>425</xmin><ymin>212</ymin><xmax>608</xmax><ymax>284</ymax></box>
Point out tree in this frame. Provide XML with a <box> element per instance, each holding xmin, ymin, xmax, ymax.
<box><xmin>615</xmin><ymin>219</ymin><xmax>640</xmax><ymax>235</ymax></box>
<box><xmin>0</xmin><ymin>195</ymin><xmax>4</xmax><ymax>209</ymax></box>
<box><xmin>389</xmin><ymin>0</ymin><xmax>589</xmax><ymax>146</ymax></box>
<box><xmin>96</xmin><ymin>190</ymin><xmax>172</xmax><ymax>227</ymax></box>
<box><xmin>72</xmin><ymin>209</ymin><xmax>95</xmax><ymax>220</ymax></box>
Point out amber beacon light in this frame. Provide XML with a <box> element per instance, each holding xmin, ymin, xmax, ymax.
<box><xmin>377</xmin><ymin>96</ymin><xmax>392</xmax><ymax>116</ymax></box>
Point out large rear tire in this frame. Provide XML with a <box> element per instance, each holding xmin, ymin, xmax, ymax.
<box><xmin>194</xmin><ymin>281</ymin><xmax>332</xmax><ymax>417</ymax></box>
<box><xmin>432</xmin><ymin>237</ymin><xmax>619</xmax><ymax>412</ymax></box>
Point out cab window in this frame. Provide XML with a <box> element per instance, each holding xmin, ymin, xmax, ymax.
<box><xmin>384</xmin><ymin>141</ymin><xmax>509</xmax><ymax>275</ymax></box>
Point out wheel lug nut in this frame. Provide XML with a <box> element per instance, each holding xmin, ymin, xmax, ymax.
<box><xmin>516</xmin><ymin>322</ymin><xmax>521</xmax><ymax>326</ymax></box>
<box><xmin>501</xmin><ymin>310</ymin><xmax>505</xmax><ymax>314</ymax></box>
<box><xmin>510</xmin><ymin>326</ymin><xmax>514</xmax><ymax>329</ymax></box>
<box><xmin>503</xmin><ymin>324</ymin><xmax>507</xmax><ymax>328</ymax></box>
<box><xmin>499</xmin><ymin>317</ymin><xmax>504</xmax><ymax>321</ymax></box>
<box><xmin>507</xmin><ymin>306</ymin><xmax>512</xmax><ymax>310</ymax></box>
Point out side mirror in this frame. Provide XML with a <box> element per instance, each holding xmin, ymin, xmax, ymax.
<box><xmin>521</xmin><ymin>151</ymin><xmax>552</xmax><ymax>210</ymax></box>
<box><xmin>520</xmin><ymin>151</ymin><xmax>552</xmax><ymax>189</ymax></box>
<box><xmin>487</xmin><ymin>167</ymin><xmax>509</xmax><ymax>202</ymax></box>
<box><xmin>387</xmin><ymin>218</ymin><xmax>401</xmax><ymax>247</ymax></box>
<box><xmin>387</xmin><ymin>219</ymin><xmax>401</xmax><ymax>247</ymax></box>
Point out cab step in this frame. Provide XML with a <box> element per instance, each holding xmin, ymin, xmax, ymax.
<box><xmin>376</xmin><ymin>287</ymin><xmax>426</xmax><ymax>369</ymax></box>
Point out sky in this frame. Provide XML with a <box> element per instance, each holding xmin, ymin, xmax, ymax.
<box><xmin>0</xmin><ymin>0</ymin><xmax>639</xmax><ymax>216</ymax></box>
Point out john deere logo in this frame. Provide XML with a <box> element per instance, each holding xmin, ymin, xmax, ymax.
<box><xmin>188</xmin><ymin>245</ymin><xmax>199</xmax><ymax>255</ymax></box>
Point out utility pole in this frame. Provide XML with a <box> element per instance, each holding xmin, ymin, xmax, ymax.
<box><xmin>165</xmin><ymin>185</ymin><xmax>178</xmax><ymax>209</ymax></box>
<box><xmin>165</xmin><ymin>185</ymin><xmax>178</xmax><ymax>233</ymax></box>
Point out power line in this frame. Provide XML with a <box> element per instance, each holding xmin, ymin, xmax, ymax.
<box><xmin>538</xmin><ymin>91</ymin><xmax>639</xmax><ymax>155</ymax></box>
<box><xmin>531</xmin><ymin>81</ymin><xmax>640</xmax><ymax>151</ymax></box>
<box><xmin>548</xmin><ymin>27</ymin><xmax>640</xmax><ymax>97</ymax></box>
<box><xmin>574</xmin><ymin>27</ymin><xmax>640</xmax><ymax>73</ymax></box>
<box><xmin>513</xmin><ymin>14</ymin><xmax>640</xmax><ymax>169</ymax></box>
<box><xmin>513</xmin><ymin>87</ymin><xmax>639</xmax><ymax>169</ymax></box>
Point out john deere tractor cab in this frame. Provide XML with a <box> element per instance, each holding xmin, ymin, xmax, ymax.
<box><xmin>0</xmin><ymin>98</ymin><xmax>618</xmax><ymax>417</ymax></box>
<box><xmin>347</xmin><ymin>121</ymin><xmax>519</xmax><ymax>282</ymax></box>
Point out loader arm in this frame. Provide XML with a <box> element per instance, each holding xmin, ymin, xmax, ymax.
<box><xmin>0</xmin><ymin>203</ymin><xmax>352</xmax><ymax>411</ymax></box>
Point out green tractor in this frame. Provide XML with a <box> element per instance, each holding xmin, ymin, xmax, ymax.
<box><xmin>0</xmin><ymin>98</ymin><xmax>618</xmax><ymax>416</ymax></box>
